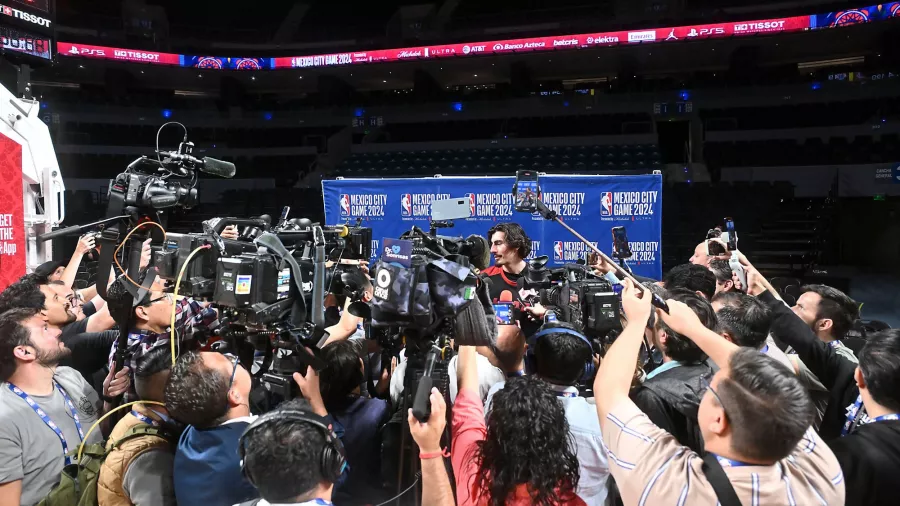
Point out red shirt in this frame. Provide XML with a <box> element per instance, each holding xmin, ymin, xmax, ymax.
<box><xmin>451</xmin><ymin>388</ymin><xmax>587</xmax><ymax>506</ymax></box>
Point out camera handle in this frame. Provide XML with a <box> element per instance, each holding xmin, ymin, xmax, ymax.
<box><xmin>411</xmin><ymin>346</ymin><xmax>440</xmax><ymax>422</ymax></box>
<box><xmin>534</xmin><ymin>200</ymin><xmax>669</xmax><ymax>314</ymax></box>
<box><xmin>429</xmin><ymin>220</ymin><xmax>454</xmax><ymax>237</ymax></box>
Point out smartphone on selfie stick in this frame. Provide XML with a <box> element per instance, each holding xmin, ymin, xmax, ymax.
<box><xmin>513</xmin><ymin>170</ymin><xmax>669</xmax><ymax>313</ymax></box>
<box><xmin>721</xmin><ymin>217</ymin><xmax>747</xmax><ymax>290</ymax></box>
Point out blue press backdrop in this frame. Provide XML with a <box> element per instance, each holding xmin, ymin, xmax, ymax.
<box><xmin>322</xmin><ymin>174</ymin><xmax>663</xmax><ymax>279</ymax></box>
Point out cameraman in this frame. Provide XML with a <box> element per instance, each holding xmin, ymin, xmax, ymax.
<box><xmin>482</xmin><ymin>223</ymin><xmax>545</xmax><ymax>336</ymax></box>
<box><xmin>594</xmin><ymin>280</ymin><xmax>844</xmax><ymax>505</ymax></box>
<box><xmin>105</xmin><ymin>273</ymin><xmax>219</xmax><ymax>401</ymax></box>
<box><xmin>630</xmin><ymin>288</ymin><xmax>718</xmax><ymax>454</ymax></box>
<box><xmin>484</xmin><ymin>321</ymin><xmax>610</xmax><ymax>505</ymax></box>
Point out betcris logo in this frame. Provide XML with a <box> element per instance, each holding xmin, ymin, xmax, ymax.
<box><xmin>401</xmin><ymin>193</ymin><xmax>452</xmax><ymax>220</ymax></box>
<box><xmin>600</xmin><ymin>190</ymin><xmax>659</xmax><ymax>221</ymax></box>
<box><xmin>466</xmin><ymin>193</ymin><xmax>515</xmax><ymax>220</ymax></box>
<box><xmin>554</xmin><ymin>241</ymin><xmax>599</xmax><ymax>263</ymax></box>
<box><xmin>339</xmin><ymin>194</ymin><xmax>387</xmax><ymax>219</ymax></box>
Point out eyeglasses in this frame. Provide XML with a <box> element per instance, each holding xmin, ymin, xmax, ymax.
<box><xmin>701</xmin><ymin>374</ymin><xmax>729</xmax><ymax>420</ymax></box>
<box><xmin>224</xmin><ymin>353</ymin><xmax>239</xmax><ymax>410</ymax></box>
<box><xmin>146</xmin><ymin>293</ymin><xmax>173</xmax><ymax>305</ymax></box>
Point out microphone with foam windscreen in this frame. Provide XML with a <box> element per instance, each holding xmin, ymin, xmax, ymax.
<box><xmin>464</xmin><ymin>234</ymin><xmax>491</xmax><ymax>271</ymax></box>
<box><xmin>499</xmin><ymin>289</ymin><xmax>514</xmax><ymax>304</ymax></box>
<box><xmin>200</xmin><ymin>157</ymin><xmax>236</xmax><ymax>178</ymax></box>
<box><xmin>453</xmin><ymin>293</ymin><xmax>497</xmax><ymax>347</ymax></box>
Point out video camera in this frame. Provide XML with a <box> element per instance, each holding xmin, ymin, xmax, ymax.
<box><xmin>519</xmin><ymin>258</ymin><xmax>621</xmax><ymax>340</ymax></box>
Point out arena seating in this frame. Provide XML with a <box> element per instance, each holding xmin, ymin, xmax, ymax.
<box><xmin>705</xmin><ymin>134</ymin><xmax>899</xmax><ymax>167</ymax></box>
<box><xmin>336</xmin><ymin>144</ymin><xmax>662</xmax><ymax>176</ymax></box>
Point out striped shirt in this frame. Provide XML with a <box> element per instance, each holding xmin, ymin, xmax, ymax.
<box><xmin>602</xmin><ymin>401</ymin><xmax>845</xmax><ymax>506</ymax></box>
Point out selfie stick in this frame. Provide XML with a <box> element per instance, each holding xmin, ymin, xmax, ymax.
<box><xmin>534</xmin><ymin>199</ymin><xmax>670</xmax><ymax>313</ymax></box>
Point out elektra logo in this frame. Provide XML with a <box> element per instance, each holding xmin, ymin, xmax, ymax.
<box><xmin>628</xmin><ymin>30</ymin><xmax>657</xmax><ymax>42</ymax></box>
<box><xmin>586</xmin><ymin>35</ymin><xmax>620</xmax><ymax>44</ymax></box>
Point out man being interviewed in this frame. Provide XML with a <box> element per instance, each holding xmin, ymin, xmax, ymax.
<box><xmin>594</xmin><ymin>280</ymin><xmax>844</xmax><ymax>505</ymax></box>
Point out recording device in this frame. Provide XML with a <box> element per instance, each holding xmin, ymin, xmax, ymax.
<box><xmin>493</xmin><ymin>302</ymin><xmax>515</xmax><ymax>325</ymax></box>
<box><xmin>612</xmin><ymin>226</ymin><xmax>632</xmax><ymax>259</ymax></box>
<box><xmin>519</xmin><ymin>261</ymin><xmax>621</xmax><ymax>339</ymax></box>
<box><xmin>431</xmin><ymin>197</ymin><xmax>473</xmax><ymax>221</ymax></box>
<box><xmin>513</xmin><ymin>169</ymin><xmax>540</xmax><ymax>213</ymax></box>
<box><xmin>721</xmin><ymin>218</ymin><xmax>747</xmax><ymax>290</ymax></box>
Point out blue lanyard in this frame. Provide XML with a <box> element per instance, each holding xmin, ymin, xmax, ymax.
<box><xmin>760</xmin><ymin>344</ymin><xmax>769</xmax><ymax>354</ymax></box>
<box><xmin>828</xmin><ymin>341</ymin><xmax>844</xmax><ymax>350</ymax></box>
<box><xmin>871</xmin><ymin>414</ymin><xmax>900</xmax><ymax>423</ymax></box>
<box><xmin>130</xmin><ymin>410</ymin><xmax>159</xmax><ymax>427</ymax></box>
<box><xmin>507</xmin><ymin>370</ymin><xmax>525</xmax><ymax>378</ymax></box>
<box><xmin>841</xmin><ymin>395</ymin><xmax>866</xmax><ymax>436</ymax></box>
<box><xmin>555</xmin><ymin>391</ymin><xmax>578</xmax><ymax>398</ymax></box>
<box><xmin>714</xmin><ymin>454</ymin><xmax>756</xmax><ymax>467</ymax></box>
<box><xmin>7</xmin><ymin>382</ymin><xmax>85</xmax><ymax>465</ymax></box>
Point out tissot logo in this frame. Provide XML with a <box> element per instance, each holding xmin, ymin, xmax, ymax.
<box><xmin>0</xmin><ymin>5</ymin><xmax>52</xmax><ymax>27</ymax></box>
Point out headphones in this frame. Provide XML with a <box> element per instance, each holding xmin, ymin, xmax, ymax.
<box><xmin>525</xmin><ymin>326</ymin><xmax>595</xmax><ymax>382</ymax></box>
<box><xmin>238</xmin><ymin>409</ymin><xmax>347</xmax><ymax>485</ymax></box>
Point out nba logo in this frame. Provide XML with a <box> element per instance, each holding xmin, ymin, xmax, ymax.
<box><xmin>600</xmin><ymin>192</ymin><xmax>613</xmax><ymax>217</ymax></box>
<box><xmin>339</xmin><ymin>194</ymin><xmax>351</xmax><ymax>217</ymax></box>
<box><xmin>553</xmin><ymin>241</ymin><xmax>564</xmax><ymax>262</ymax></box>
<box><xmin>401</xmin><ymin>193</ymin><xmax>412</xmax><ymax>217</ymax></box>
<box><xmin>466</xmin><ymin>193</ymin><xmax>476</xmax><ymax>217</ymax></box>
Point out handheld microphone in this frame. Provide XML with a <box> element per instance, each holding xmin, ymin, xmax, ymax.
<box><xmin>499</xmin><ymin>290</ymin><xmax>514</xmax><ymax>303</ymax></box>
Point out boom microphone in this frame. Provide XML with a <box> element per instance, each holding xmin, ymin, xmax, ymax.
<box><xmin>200</xmin><ymin>157</ymin><xmax>236</xmax><ymax>179</ymax></box>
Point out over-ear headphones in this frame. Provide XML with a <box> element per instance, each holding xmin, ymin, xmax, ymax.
<box><xmin>238</xmin><ymin>409</ymin><xmax>347</xmax><ymax>485</ymax></box>
<box><xmin>525</xmin><ymin>326</ymin><xmax>595</xmax><ymax>382</ymax></box>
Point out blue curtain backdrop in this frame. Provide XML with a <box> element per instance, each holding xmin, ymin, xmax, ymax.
<box><xmin>323</xmin><ymin>174</ymin><xmax>662</xmax><ymax>279</ymax></box>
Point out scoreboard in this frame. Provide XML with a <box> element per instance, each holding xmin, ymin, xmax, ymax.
<box><xmin>0</xmin><ymin>0</ymin><xmax>53</xmax><ymax>61</ymax></box>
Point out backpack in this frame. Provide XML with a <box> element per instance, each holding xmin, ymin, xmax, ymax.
<box><xmin>38</xmin><ymin>425</ymin><xmax>175</xmax><ymax>506</ymax></box>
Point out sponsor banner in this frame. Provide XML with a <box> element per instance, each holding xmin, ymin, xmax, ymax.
<box><xmin>0</xmin><ymin>4</ymin><xmax>51</xmax><ymax>28</ymax></box>
<box><xmin>56</xmin><ymin>3</ymin><xmax>900</xmax><ymax>70</ymax></box>
<box><xmin>1</xmin><ymin>25</ymin><xmax>50</xmax><ymax>59</ymax></box>
<box><xmin>0</xmin><ymin>134</ymin><xmax>26</xmax><ymax>292</ymax></box>
<box><xmin>323</xmin><ymin>174</ymin><xmax>663</xmax><ymax>279</ymax></box>
<box><xmin>10</xmin><ymin>0</ymin><xmax>49</xmax><ymax>13</ymax></box>
<box><xmin>56</xmin><ymin>42</ymin><xmax>181</xmax><ymax>65</ymax></box>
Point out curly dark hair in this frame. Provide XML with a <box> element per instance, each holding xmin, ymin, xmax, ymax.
<box><xmin>471</xmin><ymin>375</ymin><xmax>580</xmax><ymax>506</ymax></box>
<box><xmin>0</xmin><ymin>274</ymin><xmax>45</xmax><ymax>315</ymax></box>
<box><xmin>487</xmin><ymin>222</ymin><xmax>531</xmax><ymax>260</ymax></box>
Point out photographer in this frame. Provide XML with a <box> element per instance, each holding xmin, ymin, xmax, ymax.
<box><xmin>708</xmin><ymin>259</ymin><xmax>739</xmax><ymax>295</ymax></box>
<box><xmin>792</xmin><ymin>284</ymin><xmax>859</xmax><ymax>364</ymax></box>
<box><xmin>742</xmin><ymin>265</ymin><xmax>900</xmax><ymax>503</ymax></box>
<box><xmin>105</xmin><ymin>273</ymin><xmax>219</xmax><ymax>401</ymax></box>
<box><xmin>482</xmin><ymin>223</ymin><xmax>545</xmax><ymax>336</ymax></box>
<box><xmin>661</xmin><ymin>264</ymin><xmax>716</xmax><ymax>301</ymax></box>
<box><xmin>689</xmin><ymin>238</ymin><xmax>729</xmax><ymax>267</ymax></box>
<box><xmin>484</xmin><ymin>321</ymin><xmax>610</xmax><ymax>506</ymax></box>
<box><xmin>595</xmin><ymin>280</ymin><xmax>844</xmax><ymax>505</ymax></box>
<box><xmin>318</xmin><ymin>340</ymin><xmax>390</xmax><ymax>504</ymax></box>
<box><xmin>630</xmin><ymin>289</ymin><xmax>718</xmax><ymax>454</ymax></box>
<box><xmin>453</xmin><ymin>346</ymin><xmax>585</xmax><ymax>506</ymax></box>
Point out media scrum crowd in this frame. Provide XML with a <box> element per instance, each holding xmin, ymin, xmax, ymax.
<box><xmin>0</xmin><ymin>213</ymin><xmax>897</xmax><ymax>506</ymax></box>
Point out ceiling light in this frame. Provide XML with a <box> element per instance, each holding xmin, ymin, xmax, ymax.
<box><xmin>251</xmin><ymin>76</ymin><xmax>256</xmax><ymax>80</ymax></box>
<box><xmin>474</xmin><ymin>74</ymin><xmax>478</xmax><ymax>77</ymax></box>
<box><xmin>383</xmin><ymin>80</ymin><xmax>387</xmax><ymax>83</ymax></box>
